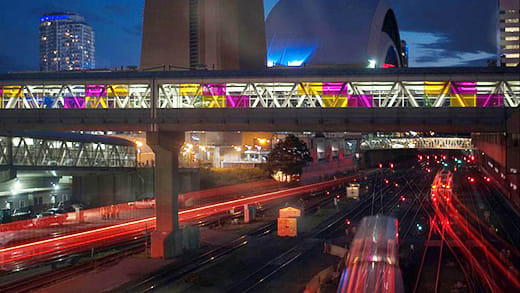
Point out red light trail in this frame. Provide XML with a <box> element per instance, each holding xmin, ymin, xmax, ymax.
<box><xmin>429</xmin><ymin>169</ymin><xmax>520</xmax><ymax>290</ymax></box>
<box><xmin>0</xmin><ymin>177</ymin><xmax>350</xmax><ymax>267</ymax></box>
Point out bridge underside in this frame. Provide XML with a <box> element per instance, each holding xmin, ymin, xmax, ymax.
<box><xmin>0</xmin><ymin>108</ymin><xmax>513</xmax><ymax>133</ymax></box>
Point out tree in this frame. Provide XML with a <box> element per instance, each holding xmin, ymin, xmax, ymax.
<box><xmin>267</xmin><ymin>135</ymin><xmax>313</xmax><ymax>179</ymax></box>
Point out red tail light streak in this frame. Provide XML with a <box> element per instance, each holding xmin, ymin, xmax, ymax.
<box><xmin>429</xmin><ymin>169</ymin><xmax>520</xmax><ymax>290</ymax></box>
<box><xmin>0</xmin><ymin>177</ymin><xmax>352</xmax><ymax>266</ymax></box>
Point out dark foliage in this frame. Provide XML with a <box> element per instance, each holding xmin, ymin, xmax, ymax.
<box><xmin>267</xmin><ymin>135</ymin><xmax>313</xmax><ymax>176</ymax></box>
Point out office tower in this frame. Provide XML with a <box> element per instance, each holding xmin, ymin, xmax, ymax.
<box><xmin>499</xmin><ymin>0</ymin><xmax>520</xmax><ymax>67</ymax></box>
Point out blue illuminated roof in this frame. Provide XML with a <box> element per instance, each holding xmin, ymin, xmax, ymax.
<box><xmin>40</xmin><ymin>14</ymin><xmax>71</xmax><ymax>22</ymax></box>
<box><xmin>267</xmin><ymin>36</ymin><xmax>318</xmax><ymax>67</ymax></box>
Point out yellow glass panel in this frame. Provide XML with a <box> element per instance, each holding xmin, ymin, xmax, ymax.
<box><xmin>297</xmin><ymin>82</ymin><xmax>323</xmax><ymax>95</ymax></box>
<box><xmin>107</xmin><ymin>85</ymin><xmax>129</xmax><ymax>97</ymax></box>
<box><xmin>180</xmin><ymin>84</ymin><xmax>201</xmax><ymax>96</ymax></box>
<box><xmin>450</xmin><ymin>94</ymin><xmax>476</xmax><ymax>107</ymax></box>
<box><xmin>2</xmin><ymin>86</ymin><xmax>24</xmax><ymax>98</ymax></box>
<box><xmin>322</xmin><ymin>95</ymin><xmax>348</xmax><ymax>108</ymax></box>
<box><xmin>85</xmin><ymin>97</ymin><xmax>108</xmax><ymax>108</ymax></box>
<box><xmin>202</xmin><ymin>96</ymin><xmax>226</xmax><ymax>108</ymax></box>
<box><xmin>424</xmin><ymin>82</ymin><xmax>449</xmax><ymax>96</ymax></box>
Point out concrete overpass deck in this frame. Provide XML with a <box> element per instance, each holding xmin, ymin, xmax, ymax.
<box><xmin>0</xmin><ymin>67</ymin><xmax>517</xmax><ymax>132</ymax></box>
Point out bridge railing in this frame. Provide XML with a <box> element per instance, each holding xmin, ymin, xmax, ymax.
<box><xmin>0</xmin><ymin>80</ymin><xmax>518</xmax><ymax>109</ymax></box>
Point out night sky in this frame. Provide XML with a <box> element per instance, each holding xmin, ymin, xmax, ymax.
<box><xmin>0</xmin><ymin>0</ymin><xmax>498</xmax><ymax>73</ymax></box>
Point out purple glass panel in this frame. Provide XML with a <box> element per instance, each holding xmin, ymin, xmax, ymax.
<box><xmin>64</xmin><ymin>96</ymin><xmax>86</xmax><ymax>108</ymax></box>
<box><xmin>322</xmin><ymin>83</ymin><xmax>348</xmax><ymax>95</ymax></box>
<box><xmin>348</xmin><ymin>95</ymin><xmax>373</xmax><ymax>107</ymax></box>
<box><xmin>226</xmin><ymin>96</ymin><xmax>249</xmax><ymax>108</ymax></box>
<box><xmin>0</xmin><ymin>87</ymin><xmax>3</xmax><ymax>98</ymax></box>
<box><xmin>85</xmin><ymin>85</ymin><xmax>107</xmax><ymax>97</ymax></box>
<box><xmin>203</xmin><ymin>84</ymin><xmax>226</xmax><ymax>96</ymax></box>
<box><xmin>477</xmin><ymin>94</ymin><xmax>504</xmax><ymax>107</ymax></box>
<box><xmin>452</xmin><ymin>82</ymin><xmax>477</xmax><ymax>95</ymax></box>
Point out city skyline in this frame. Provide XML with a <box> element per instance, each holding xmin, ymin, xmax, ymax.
<box><xmin>0</xmin><ymin>0</ymin><xmax>499</xmax><ymax>73</ymax></box>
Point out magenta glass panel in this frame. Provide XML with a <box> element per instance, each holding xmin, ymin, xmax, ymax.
<box><xmin>477</xmin><ymin>94</ymin><xmax>503</xmax><ymax>107</ymax></box>
<box><xmin>322</xmin><ymin>83</ymin><xmax>348</xmax><ymax>95</ymax></box>
<box><xmin>64</xmin><ymin>96</ymin><xmax>86</xmax><ymax>108</ymax></box>
<box><xmin>85</xmin><ymin>85</ymin><xmax>107</xmax><ymax>97</ymax></box>
<box><xmin>0</xmin><ymin>87</ymin><xmax>3</xmax><ymax>98</ymax></box>
<box><xmin>452</xmin><ymin>82</ymin><xmax>477</xmax><ymax>95</ymax></box>
<box><xmin>203</xmin><ymin>84</ymin><xmax>226</xmax><ymax>96</ymax></box>
<box><xmin>226</xmin><ymin>96</ymin><xmax>249</xmax><ymax>108</ymax></box>
<box><xmin>348</xmin><ymin>95</ymin><xmax>373</xmax><ymax>107</ymax></box>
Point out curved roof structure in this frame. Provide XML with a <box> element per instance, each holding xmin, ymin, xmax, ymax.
<box><xmin>265</xmin><ymin>0</ymin><xmax>402</xmax><ymax>68</ymax></box>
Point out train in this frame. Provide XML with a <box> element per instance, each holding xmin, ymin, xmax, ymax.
<box><xmin>431</xmin><ymin>168</ymin><xmax>453</xmax><ymax>203</ymax></box>
<box><xmin>337</xmin><ymin>215</ymin><xmax>404</xmax><ymax>293</ymax></box>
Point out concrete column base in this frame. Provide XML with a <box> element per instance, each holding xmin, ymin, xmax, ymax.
<box><xmin>151</xmin><ymin>226</ymin><xmax>200</xmax><ymax>259</ymax></box>
<box><xmin>151</xmin><ymin>230</ymin><xmax>184</xmax><ymax>259</ymax></box>
<box><xmin>182</xmin><ymin>226</ymin><xmax>201</xmax><ymax>251</ymax></box>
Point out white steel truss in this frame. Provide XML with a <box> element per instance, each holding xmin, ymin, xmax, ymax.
<box><xmin>0</xmin><ymin>80</ymin><xmax>518</xmax><ymax>109</ymax></box>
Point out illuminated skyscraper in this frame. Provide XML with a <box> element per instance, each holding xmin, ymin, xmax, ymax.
<box><xmin>40</xmin><ymin>12</ymin><xmax>95</xmax><ymax>71</ymax></box>
<box><xmin>499</xmin><ymin>0</ymin><xmax>520</xmax><ymax>67</ymax></box>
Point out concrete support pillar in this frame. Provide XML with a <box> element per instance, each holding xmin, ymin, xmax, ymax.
<box><xmin>147</xmin><ymin>131</ymin><xmax>185</xmax><ymax>258</ymax></box>
<box><xmin>244</xmin><ymin>204</ymin><xmax>250</xmax><ymax>223</ymax></box>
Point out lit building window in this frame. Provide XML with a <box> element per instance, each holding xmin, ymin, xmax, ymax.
<box><xmin>506</xmin><ymin>63</ymin><xmax>519</xmax><ymax>67</ymax></box>
<box><xmin>506</xmin><ymin>36</ymin><xmax>520</xmax><ymax>41</ymax></box>
<box><xmin>506</xmin><ymin>44</ymin><xmax>520</xmax><ymax>49</ymax></box>
<box><xmin>505</xmin><ymin>53</ymin><xmax>520</xmax><ymax>58</ymax></box>
<box><xmin>505</xmin><ymin>27</ymin><xmax>520</xmax><ymax>32</ymax></box>
<box><xmin>506</xmin><ymin>18</ymin><xmax>519</xmax><ymax>23</ymax></box>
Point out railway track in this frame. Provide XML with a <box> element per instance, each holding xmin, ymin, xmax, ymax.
<box><xmin>0</xmin><ymin>176</ymin><xmax>351</xmax><ymax>292</ymax></box>
<box><xmin>225</xmin><ymin>170</ymin><xmax>424</xmax><ymax>293</ymax></box>
<box><xmin>114</xmin><ymin>187</ymin><xmax>344</xmax><ymax>293</ymax></box>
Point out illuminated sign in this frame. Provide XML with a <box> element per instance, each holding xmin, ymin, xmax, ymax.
<box><xmin>40</xmin><ymin>14</ymin><xmax>70</xmax><ymax>22</ymax></box>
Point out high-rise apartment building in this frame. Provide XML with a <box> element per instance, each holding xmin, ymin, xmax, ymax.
<box><xmin>499</xmin><ymin>0</ymin><xmax>520</xmax><ymax>67</ymax></box>
<box><xmin>40</xmin><ymin>12</ymin><xmax>95</xmax><ymax>71</ymax></box>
